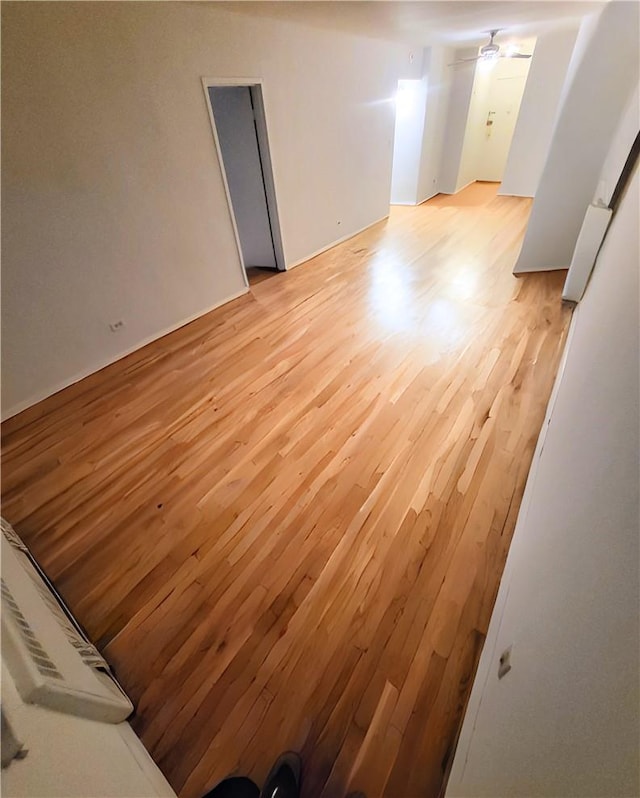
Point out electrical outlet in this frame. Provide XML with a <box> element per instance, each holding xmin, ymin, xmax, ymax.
<box><xmin>498</xmin><ymin>646</ymin><xmax>512</xmax><ymax>679</ymax></box>
<box><xmin>109</xmin><ymin>320</ymin><xmax>125</xmax><ymax>333</ymax></box>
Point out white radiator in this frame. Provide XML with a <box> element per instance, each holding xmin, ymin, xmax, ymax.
<box><xmin>1</xmin><ymin>520</ymin><xmax>176</xmax><ymax>797</ymax></box>
<box><xmin>562</xmin><ymin>203</ymin><xmax>612</xmax><ymax>302</ymax></box>
<box><xmin>1</xmin><ymin>524</ymin><xmax>132</xmax><ymax>723</ymax></box>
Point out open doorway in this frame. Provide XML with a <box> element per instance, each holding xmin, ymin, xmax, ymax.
<box><xmin>202</xmin><ymin>79</ymin><xmax>285</xmax><ymax>284</ymax></box>
<box><xmin>457</xmin><ymin>39</ymin><xmax>535</xmax><ymax>188</ymax></box>
<box><xmin>390</xmin><ymin>79</ymin><xmax>427</xmax><ymax>205</ymax></box>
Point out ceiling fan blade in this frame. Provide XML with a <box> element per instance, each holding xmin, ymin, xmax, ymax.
<box><xmin>503</xmin><ymin>52</ymin><xmax>532</xmax><ymax>59</ymax></box>
<box><xmin>448</xmin><ymin>55</ymin><xmax>482</xmax><ymax>66</ymax></box>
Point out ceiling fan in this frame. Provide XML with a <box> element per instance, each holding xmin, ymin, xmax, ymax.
<box><xmin>449</xmin><ymin>30</ymin><xmax>532</xmax><ymax>66</ymax></box>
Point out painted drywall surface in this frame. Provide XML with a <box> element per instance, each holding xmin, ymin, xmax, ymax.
<box><xmin>416</xmin><ymin>45</ymin><xmax>452</xmax><ymax>203</ymax></box>
<box><xmin>561</xmin><ymin>79</ymin><xmax>640</xmax><ymax>302</ymax></box>
<box><xmin>390</xmin><ymin>45</ymin><xmax>454</xmax><ymax>206</ymax></box>
<box><xmin>595</xmin><ymin>83</ymin><xmax>640</xmax><ymax>205</ymax></box>
<box><xmin>390</xmin><ymin>79</ymin><xmax>428</xmax><ymax>204</ymax></box>
<box><xmin>500</xmin><ymin>26</ymin><xmax>579</xmax><ymax>197</ymax></box>
<box><xmin>514</xmin><ymin>1</ymin><xmax>639</xmax><ymax>273</ymax></box>
<box><xmin>555</xmin><ymin>4</ymin><xmax>603</xmax><ymax>114</ymax></box>
<box><xmin>1</xmin><ymin>3</ymin><xmax>245</xmax><ymax>419</ymax></box>
<box><xmin>1</xmin><ymin>3</ymin><xmax>415</xmax><ymax>417</ymax></box>
<box><xmin>457</xmin><ymin>43</ymin><xmax>534</xmax><ymax>188</ymax></box>
<box><xmin>446</xmin><ymin>166</ymin><xmax>640</xmax><ymax>797</ymax></box>
<box><xmin>438</xmin><ymin>48</ymin><xmax>479</xmax><ymax>194</ymax></box>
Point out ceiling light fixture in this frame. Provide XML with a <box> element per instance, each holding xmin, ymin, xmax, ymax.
<box><xmin>448</xmin><ymin>30</ymin><xmax>532</xmax><ymax>67</ymax></box>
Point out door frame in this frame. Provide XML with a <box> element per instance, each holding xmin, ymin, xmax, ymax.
<box><xmin>201</xmin><ymin>77</ymin><xmax>286</xmax><ymax>280</ymax></box>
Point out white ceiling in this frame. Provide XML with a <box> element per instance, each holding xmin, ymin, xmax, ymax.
<box><xmin>221</xmin><ymin>1</ymin><xmax>603</xmax><ymax>46</ymax></box>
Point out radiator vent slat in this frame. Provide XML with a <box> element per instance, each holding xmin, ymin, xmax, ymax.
<box><xmin>1</xmin><ymin>578</ymin><xmax>63</xmax><ymax>681</ymax></box>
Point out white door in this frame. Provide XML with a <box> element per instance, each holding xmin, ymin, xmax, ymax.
<box><xmin>475</xmin><ymin>73</ymin><xmax>527</xmax><ymax>182</ymax></box>
<box><xmin>208</xmin><ymin>86</ymin><xmax>277</xmax><ymax>269</ymax></box>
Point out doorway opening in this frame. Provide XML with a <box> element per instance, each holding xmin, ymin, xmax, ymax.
<box><xmin>457</xmin><ymin>39</ymin><xmax>535</xmax><ymax>188</ymax></box>
<box><xmin>245</xmin><ymin>266</ymin><xmax>280</xmax><ymax>287</ymax></box>
<box><xmin>390</xmin><ymin>79</ymin><xmax>427</xmax><ymax>206</ymax></box>
<box><xmin>203</xmin><ymin>79</ymin><xmax>286</xmax><ymax>284</ymax></box>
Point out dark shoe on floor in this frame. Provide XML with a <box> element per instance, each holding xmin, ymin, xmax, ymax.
<box><xmin>202</xmin><ymin>775</ymin><xmax>260</xmax><ymax>798</ymax></box>
<box><xmin>260</xmin><ymin>751</ymin><xmax>301</xmax><ymax>798</ymax></box>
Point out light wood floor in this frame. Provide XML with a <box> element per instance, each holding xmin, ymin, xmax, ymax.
<box><xmin>1</xmin><ymin>183</ymin><xmax>571</xmax><ymax>798</ymax></box>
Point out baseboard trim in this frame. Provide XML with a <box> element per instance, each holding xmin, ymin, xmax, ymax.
<box><xmin>437</xmin><ymin>180</ymin><xmax>475</xmax><ymax>196</ymax></box>
<box><xmin>418</xmin><ymin>190</ymin><xmax>440</xmax><ymax>205</ymax></box>
<box><xmin>286</xmin><ymin>215</ymin><xmax>389</xmax><ymax>270</ymax></box>
<box><xmin>513</xmin><ymin>264</ymin><xmax>570</xmax><ymax>275</ymax></box>
<box><xmin>1</xmin><ymin>287</ymin><xmax>250</xmax><ymax>421</ymax></box>
<box><xmin>498</xmin><ymin>189</ymin><xmax>535</xmax><ymax>198</ymax></box>
<box><xmin>390</xmin><ymin>191</ymin><xmax>440</xmax><ymax>207</ymax></box>
<box><xmin>454</xmin><ymin>180</ymin><xmax>476</xmax><ymax>194</ymax></box>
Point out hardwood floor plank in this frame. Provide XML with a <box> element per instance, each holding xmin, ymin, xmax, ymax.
<box><xmin>1</xmin><ymin>184</ymin><xmax>571</xmax><ymax>798</ymax></box>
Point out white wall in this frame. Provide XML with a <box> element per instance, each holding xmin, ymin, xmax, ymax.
<box><xmin>595</xmin><ymin>84</ymin><xmax>640</xmax><ymax>206</ymax></box>
<box><xmin>390</xmin><ymin>79</ymin><xmax>428</xmax><ymax>204</ymax></box>
<box><xmin>438</xmin><ymin>48</ymin><xmax>479</xmax><ymax>194</ymax></box>
<box><xmin>499</xmin><ymin>25</ymin><xmax>579</xmax><ymax>197</ymax></box>
<box><xmin>446</xmin><ymin>165</ymin><xmax>640</xmax><ymax>797</ymax></box>
<box><xmin>1</xmin><ymin>2</ymin><xmax>415</xmax><ymax>418</ymax></box>
<box><xmin>390</xmin><ymin>45</ymin><xmax>454</xmax><ymax>206</ymax></box>
<box><xmin>416</xmin><ymin>45</ymin><xmax>451</xmax><ymax>203</ymax></box>
<box><xmin>514</xmin><ymin>1</ymin><xmax>639</xmax><ymax>273</ymax></box>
